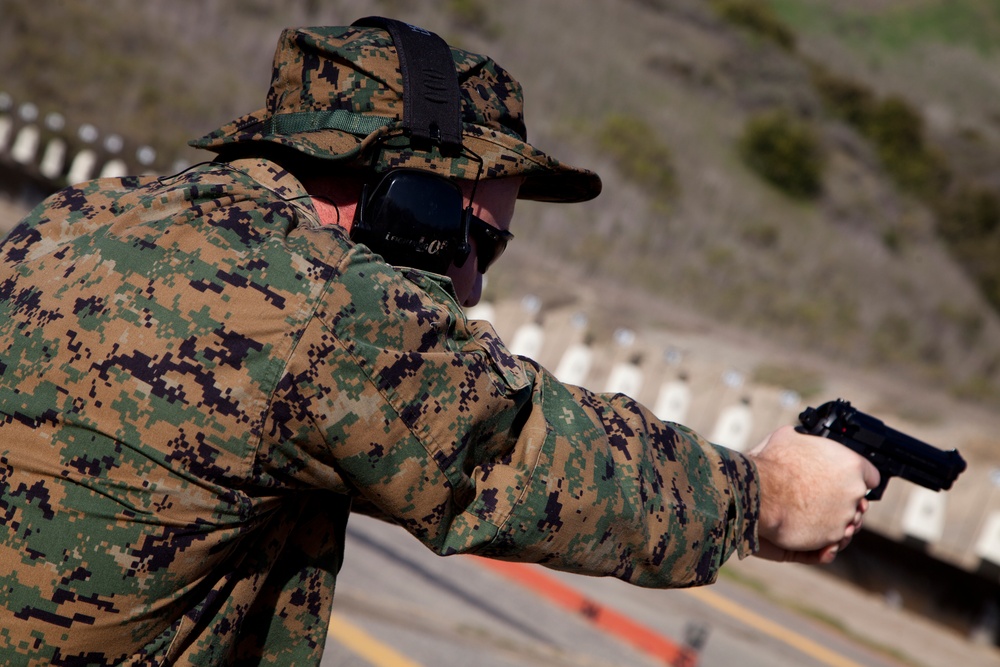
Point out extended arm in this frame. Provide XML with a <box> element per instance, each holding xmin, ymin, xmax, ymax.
<box><xmin>266</xmin><ymin>251</ymin><xmax>760</xmax><ymax>588</ymax></box>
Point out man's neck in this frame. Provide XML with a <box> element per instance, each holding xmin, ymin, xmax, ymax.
<box><xmin>300</xmin><ymin>176</ymin><xmax>365</xmax><ymax>231</ymax></box>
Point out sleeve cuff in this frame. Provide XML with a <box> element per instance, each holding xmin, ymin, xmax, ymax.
<box><xmin>715</xmin><ymin>446</ymin><xmax>762</xmax><ymax>560</ymax></box>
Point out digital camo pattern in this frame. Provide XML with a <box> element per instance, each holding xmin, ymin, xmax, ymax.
<box><xmin>188</xmin><ymin>24</ymin><xmax>602</xmax><ymax>204</ymax></box>
<box><xmin>0</xmin><ymin>157</ymin><xmax>759</xmax><ymax>665</ymax></box>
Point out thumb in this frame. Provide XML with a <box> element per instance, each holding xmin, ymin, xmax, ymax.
<box><xmin>862</xmin><ymin>460</ymin><xmax>881</xmax><ymax>492</ymax></box>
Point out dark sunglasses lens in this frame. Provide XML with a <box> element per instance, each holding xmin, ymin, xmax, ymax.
<box><xmin>470</xmin><ymin>216</ymin><xmax>513</xmax><ymax>272</ymax></box>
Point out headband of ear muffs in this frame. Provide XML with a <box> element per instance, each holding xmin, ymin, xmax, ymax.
<box><xmin>348</xmin><ymin>17</ymin><xmax>475</xmax><ymax>274</ymax></box>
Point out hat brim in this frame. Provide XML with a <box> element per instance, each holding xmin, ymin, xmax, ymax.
<box><xmin>189</xmin><ymin>110</ymin><xmax>602</xmax><ymax>204</ymax></box>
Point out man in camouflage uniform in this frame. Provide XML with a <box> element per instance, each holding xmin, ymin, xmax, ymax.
<box><xmin>0</xmin><ymin>19</ymin><xmax>877</xmax><ymax>665</ymax></box>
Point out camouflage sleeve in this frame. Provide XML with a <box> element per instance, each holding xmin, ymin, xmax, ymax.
<box><xmin>499</xmin><ymin>377</ymin><xmax>761</xmax><ymax>587</ymax></box>
<box><xmin>262</xmin><ymin>240</ymin><xmax>760</xmax><ymax>588</ymax></box>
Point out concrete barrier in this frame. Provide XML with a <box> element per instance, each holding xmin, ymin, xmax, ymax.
<box><xmin>0</xmin><ymin>94</ymin><xmax>161</xmax><ymax>207</ymax></box>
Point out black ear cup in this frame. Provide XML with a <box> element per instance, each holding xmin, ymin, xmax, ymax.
<box><xmin>351</xmin><ymin>169</ymin><xmax>472</xmax><ymax>274</ymax></box>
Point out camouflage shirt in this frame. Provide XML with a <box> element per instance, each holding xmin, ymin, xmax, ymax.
<box><xmin>0</xmin><ymin>157</ymin><xmax>760</xmax><ymax>665</ymax></box>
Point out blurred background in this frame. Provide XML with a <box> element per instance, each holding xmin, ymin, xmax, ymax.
<box><xmin>2</xmin><ymin>1</ymin><xmax>1000</xmax><ymax>665</ymax></box>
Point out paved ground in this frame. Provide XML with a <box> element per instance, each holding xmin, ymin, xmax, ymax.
<box><xmin>322</xmin><ymin>515</ymin><xmax>1000</xmax><ymax>667</ymax></box>
<box><xmin>724</xmin><ymin>554</ymin><xmax>998</xmax><ymax>667</ymax></box>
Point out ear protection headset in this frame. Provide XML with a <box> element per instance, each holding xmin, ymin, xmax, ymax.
<box><xmin>348</xmin><ymin>17</ymin><xmax>481</xmax><ymax>275</ymax></box>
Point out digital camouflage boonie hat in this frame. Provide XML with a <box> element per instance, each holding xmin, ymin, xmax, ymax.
<box><xmin>189</xmin><ymin>21</ymin><xmax>602</xmax><ymax>203</ymax></box>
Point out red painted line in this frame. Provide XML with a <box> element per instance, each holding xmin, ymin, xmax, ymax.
<box><xmin>472</xmin><ymin>557</ymin><xmax>698</xmax><ymax>667</ymax></box>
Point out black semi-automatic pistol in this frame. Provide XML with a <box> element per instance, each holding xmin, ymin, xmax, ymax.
<box><xmin>798</xmin><ymin>399</ymin><xmax>967</xmax><ymax>500</ymax></box>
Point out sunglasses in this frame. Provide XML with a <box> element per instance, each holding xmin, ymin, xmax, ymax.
<box><xmin>355</xmin><ymin>168</ymin><xmax>513</xmax><ymax>274</ymax></box>
<box><xmin>467</xmin><ymin>212</ymin><xmax>514</xmax><ymax>273</ymax></box>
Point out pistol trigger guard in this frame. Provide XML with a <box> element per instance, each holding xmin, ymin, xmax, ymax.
<box><xmin>866</xmin><ymin>475</ymin><xmax>888</xmax><ymax>501</ymax></box>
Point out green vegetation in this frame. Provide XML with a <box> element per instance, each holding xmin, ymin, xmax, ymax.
<box><xmin>811</xmin><ymin>61</ymin><xmax>1000</xmax><ymax>315</ymax></box>
<box><xmin>752</xmin><ymin>363</ymin><xmax>824</xmax><ymax>398</ymax></box>
<box><xmin>711</xmin><ymin>0</ymin><xmax>797</xmax><ymax>51</ymax></box>
<box><xmin>937</xmin><ymin>185</ymin><xmax>1000</xmax><ymax>245</ymax></box>
<box><xmin>447</xmin><ymin>0</ymin><xmax>500</xmax><ymax>39</ymax></box>
<box><xmin>739</xmin><ymin>110</ymin><xmax>824</xmax><ymax>199</ymax></box>
<box><xmin>812</xmin><ymin>66</ymin><xmax>949</xmax><ymax>197</ymax></box>
<box><xmin>952</xmin><ymin>373</ymin><xmax>1000</xmax><ymax>404</ymax></box>
<box><xmin>769</xmin><ymin>0</ymin><xmax>1000</xmax><ymax>55</ymax></box>
<box><xmin>596</xmin><ymin>114</ymin><xmax>677</xmax><ymax>204</ymax></box>
<box><xmin>808</xmin><ymin>64</ymin><xmax>875</xmax><ymax>128</ymax></box>
<box><xmin>448</xmin><ymin>0</ymin><xmax>488</xmax><ymax>25</ymax></box>
<box><xmin>865</xmin><ymin>96</ymin><xmax>950</xmax><ymax>196</ymax></box>
<box><xmin>936</xmin><ymin>186</ymin><xmax>1000</xmax><ymax>313</ymax></box>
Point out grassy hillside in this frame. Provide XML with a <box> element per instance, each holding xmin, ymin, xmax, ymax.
<box><xmin>2</xmin><ymin>0</ymin><xmax>1000</xmax><ymax>407</ymax></box>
